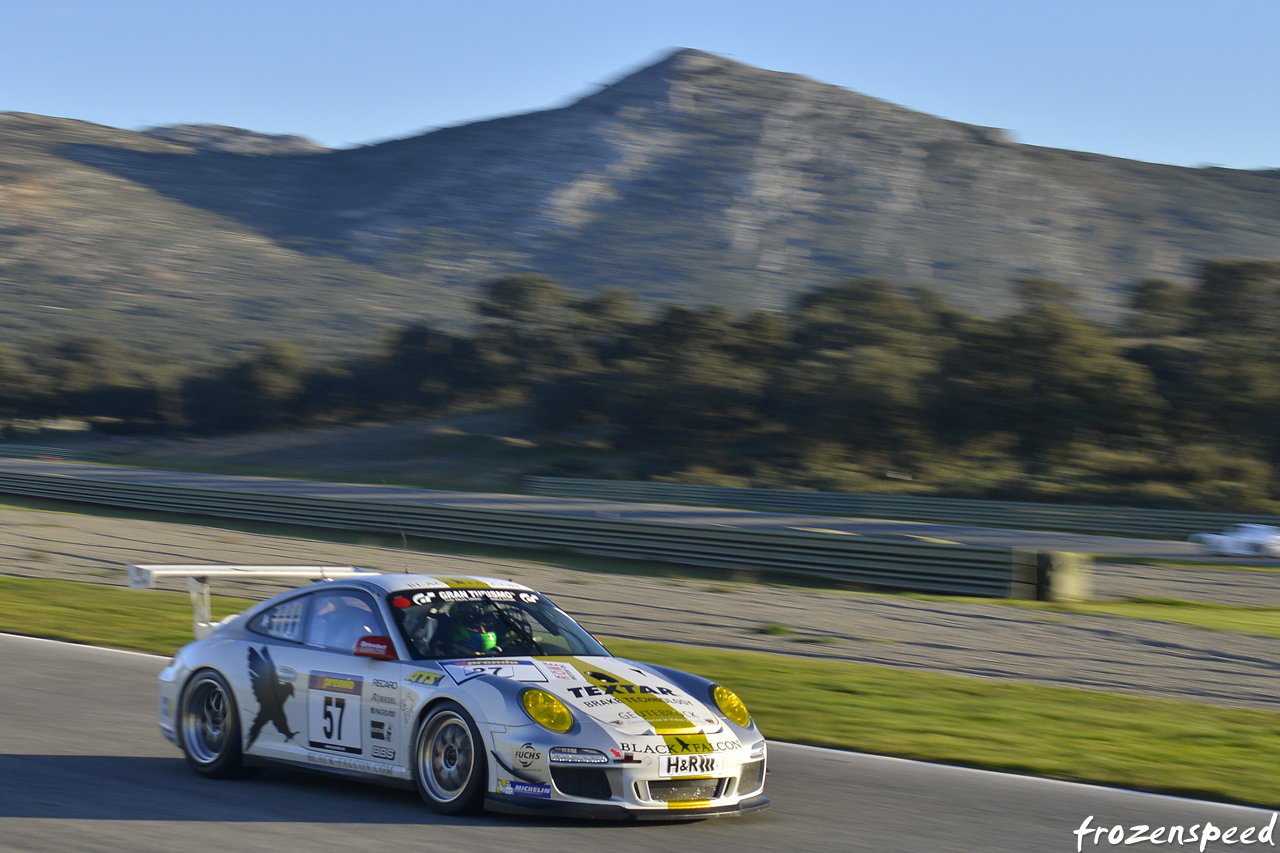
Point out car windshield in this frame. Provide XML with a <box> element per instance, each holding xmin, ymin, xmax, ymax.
<box><xmin>386</xmin><ymin>588</ymin><xmax>610</xmax><ymax>660</ymax></box>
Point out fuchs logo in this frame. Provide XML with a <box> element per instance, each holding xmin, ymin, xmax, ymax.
<box><xmin>514</xmin><ymin>742</ymin><xmax>541</xmax><ymax>768</ymax></box>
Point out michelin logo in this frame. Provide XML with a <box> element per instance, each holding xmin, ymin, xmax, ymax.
<box><xmin>497</xmin><ymin>779</ymin><xmax>552</xmax><ymax>799</ymax></box>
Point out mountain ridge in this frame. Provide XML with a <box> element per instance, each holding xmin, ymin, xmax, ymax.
<box><xmin>4</xmin><ymin>48</ymin><xmax>1280</xmax><ymax>358</ymax></box>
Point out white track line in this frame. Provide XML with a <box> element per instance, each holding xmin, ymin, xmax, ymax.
<box><xmin>0</xmin><ymin>631</ymin><xmax>169</xmax><ymax>659</ymax></box>
<box><xmin>769</xmin><ymin>742</ymin><xmax>1275</xmax><ymax>815</ymax></box>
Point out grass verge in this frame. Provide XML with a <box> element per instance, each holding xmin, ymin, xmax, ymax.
<box><xmin>0</xmin><ymin>575</ymin><xmax>245</xmax><ymax>655</ymax></box>
<box><xmin>4</xmin><ymin>575</ymin><xmax>1280</xmax><ymax>807</ymax></box>
<box><xmin>1000</xmin><ymin>598</ymin><xmax>1280</xmax><ymax>640</ymax></box>
<box><xmin>608</xmin><ymin>637</ymin><xmax>1280</xmax><ymax>808</ymax></box>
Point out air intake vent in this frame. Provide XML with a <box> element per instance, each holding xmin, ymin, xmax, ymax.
<box><xmin>738</xmin><ymin>760</ymin><xmax>765</xmax><ymax>795</ymax></box>
<box><xmin>647</xmin><ymin>778</ymin><xmax>723</xmax><ymax>802</ymax></box>
<box><xmin>551</xmin><ymin>767</ymin><xmax>612</xmax><ymax>800</ymax></box>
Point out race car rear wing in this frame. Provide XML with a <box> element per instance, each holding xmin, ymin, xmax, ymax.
<box><xmin>127</xmin><ymin>564</ymin><xmax>380</xmax><ymax>639</ymax></box>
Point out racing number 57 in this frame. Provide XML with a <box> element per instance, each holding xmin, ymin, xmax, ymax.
<box><xmin>323</xmin><ymin>695</ymin><xmax>346</xmax><ymax>740</ymax></box>
<box><xmin>307</xmin><ymin>671</ymin><xmax>363</xmax><ymax>755</ymax></box>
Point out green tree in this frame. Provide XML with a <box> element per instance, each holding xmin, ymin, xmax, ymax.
<box><xmin>939</xmin><ymin>302</ymin><xmax>1162</xmax><ymax>454</ymax></box>
<box><xmin>1128</xmin><ymin>278</ymin><xmax>1191</xmax><ymax>338</ymax></box>
<box><xmin>1192</xmin><ymin>260</ymin><xmax>1280</xmax><ymax>339</ymax></box>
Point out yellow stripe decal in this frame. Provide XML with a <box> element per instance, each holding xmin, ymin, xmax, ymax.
<box><xmin>666</xmin><ymin>799</ymin><xmax>713</xmax><ymax>810</ymax></box>
<box><xmin>566</xmin><ymin>659</ymin><xmax>701</xmax><ymax>735</ymax></box>
<box><xmin>439</xmin><ymin>577</ymin><xmax>493</xmax><ymax>588</ymax></box>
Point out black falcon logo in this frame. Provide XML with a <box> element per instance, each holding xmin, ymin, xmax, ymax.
<box><xmin>247</xmin><ymin>646</ymin><xmax>297</xmax><ymax>747</ymax></box>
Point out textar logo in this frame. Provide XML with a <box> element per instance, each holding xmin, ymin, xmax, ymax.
<box><xmin>567</xmin><ymin>685</ymin><xmax>676</xmax><ymax>698</ymax></box>
<box><xmin>514</xmin><ymin>742</ymin><xmax>542</xmax><ymax>768</ymax></box>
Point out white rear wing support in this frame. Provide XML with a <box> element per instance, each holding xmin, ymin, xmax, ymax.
<box><xmin>127</xmin><ymin>564</ymin><xmax>381</xmax><ymax>639</ymax></box>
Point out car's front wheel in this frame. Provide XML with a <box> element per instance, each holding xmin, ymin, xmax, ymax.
<box><xmin>179</xmin><ymin>669</ymin><xmax>256</xmax><ymax>779</ymax></box>
<box><xmin>414</xmin><ymin>701</ymin><xmax>486</xmax><ymax>814</ymax></box>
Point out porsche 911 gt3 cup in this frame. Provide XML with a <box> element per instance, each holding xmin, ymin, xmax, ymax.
<box><xmin>136</xmin><ymin>565</ymin><xmax>769</xmax><ymax>819</ymax></box>
<box><xmin>1188</xmin><ymin>524</ymin><xmax>1280</xmax><ymax>558</ymax></box>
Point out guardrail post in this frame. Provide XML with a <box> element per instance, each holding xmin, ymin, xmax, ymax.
<box><xmin>1036</xmin><ymin>551</ymin><xmax>1092</xmax><ymax>601</ymax></box>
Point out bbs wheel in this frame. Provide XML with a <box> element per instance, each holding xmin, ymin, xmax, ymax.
<box><xmin>179</xmin><ymin>670</ymin><xmax>256</xmax><ymax>779</ymax></box>
<box><xmin>414</xmin><ymin>701</ymin><xmax>486</xmax><ymax>814</ymax></box>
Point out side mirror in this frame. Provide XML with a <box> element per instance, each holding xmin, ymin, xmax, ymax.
<box><xmin>353</xmin><ymin>635</ymin><xmax>398</xmax><ymax>661</ymax></box>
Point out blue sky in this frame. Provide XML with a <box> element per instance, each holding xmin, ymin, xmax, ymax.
<box><xmin>3</xmin><ymin>1</ymin><xmax>1276</xmax><ymax>169</ymax></box>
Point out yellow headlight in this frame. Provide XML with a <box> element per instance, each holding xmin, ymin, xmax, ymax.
<box><xmin>522</xmin><ymin>688</ymin><xmax>574</xmax><ymax>732</ymax></box>
<box><xmin>713</xmin><ymin>685</ymin><xmax>751</xmax><ymax>727</ymax></box>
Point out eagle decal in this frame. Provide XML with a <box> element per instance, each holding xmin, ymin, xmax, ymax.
<box><xmin>247</xmin><ymin>646</ymin><xmax>298</xmax><ymax>747</ymax></box>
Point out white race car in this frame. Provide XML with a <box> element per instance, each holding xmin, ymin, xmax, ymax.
<box><xmin>1188</xmin><ymin>524</ymin><xmax>1280</xmax><ymax>557</ymax></box>
<box><xmin>142</xmin><ymin>566</ymin><xmax>769</xmax><ymax>819</ymax></box>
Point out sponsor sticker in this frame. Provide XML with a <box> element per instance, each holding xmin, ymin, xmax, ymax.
<box><xmin>514</xmin><ymin>742</ymin><xmax>542</xmax><ymax>769</ymax></box>
<box><xmin>436</xmin><ymin>588</ymin><xmax>516</xmax><ymax>603</ymax></box>
<box><xmin>310</xmin><ymin>673</ymin><xmax>361</xmax><ymax>695</ymax></box>
<box><xmin>619</xmin><ymin>737</ymin><xmax>743</xmax><ymax>755</ymax></box>
<box><xmin>406</xmin><ymin>670</ymin><xmax>445</xmax><ymax>686</ymax></box>
<box><xmin>497</xmin><ymin>779</ymin><xmax>552</xmax><ymax>799</ymax></box>
<box><xmin>540</xmin><ymin>660</ymin><xmax>584</xmax><ymax>682</ymax></box>
<box><xmin>371</xmin><ymin>745</ymin><xmax>396</xmax><ymax>761</ymax></box>
<box><xmin>443</xmin><ymin>660</ymin><xmax>547</xmax><ymax>684</ymax></box>
<box><xmin>308</xmin><ymin>671</ymin><xmax>363</xmax><ymax>755</ymax></box>
<box><xmin>659</xmin><ymin>754</ymin><xmax>724</xmax><ymax>778</ymax></box>
<box><xmin>304</xmin><ymin>751</ymin><xmax>398</xmax><ymax>777</ymax></box>
<box><xmin>370</xmin><ymin>720</ymin><xmax>393</xmax><ymax>741</ymax></box>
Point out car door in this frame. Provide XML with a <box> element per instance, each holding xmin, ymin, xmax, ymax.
<box><xmin>291</xmin><ymin>588</ymin><xmax>405</xmax><ymax>768</ymax></box>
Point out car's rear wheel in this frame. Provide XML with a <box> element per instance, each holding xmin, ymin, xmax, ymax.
<box><xmin>179</xmin><ymin>670</ymin><xmax>257</xmax><ymax>779</ymax></box>
<box><xmin>414</xmin><ymin>701</ymin><xmax>486</xmax><ymax>814</ymax></box>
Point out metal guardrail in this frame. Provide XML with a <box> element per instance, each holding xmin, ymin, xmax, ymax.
<box><xmin>0</xmin><ymin>469</ymin><xmax>1087</xmax><ymax>600</ymax></box>
<box><xmin>524</xmin><ymin>477</ymin><xmax>1279</xmax><ymax>540</ymax></box>
<box><xmin>0</xmin><ymin>445</ymin><xmax>105</xmax><ymax>462</ymax></box>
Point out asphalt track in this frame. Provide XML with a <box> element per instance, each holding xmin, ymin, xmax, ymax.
<box><xmin>0</xmin><ymin>458</ymin><xmax>1257</xmax><ymax>561</ymax></box>
<box><xmin>1</xmin><ymin>634</ymin><xmax>1273</xmax><ymax>853</ymax></box>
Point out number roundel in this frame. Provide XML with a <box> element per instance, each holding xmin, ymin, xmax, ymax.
<box><xmin>307</xmin><ymin>671</ymin><xmax>363</xmax><ymax>755</ymax></box>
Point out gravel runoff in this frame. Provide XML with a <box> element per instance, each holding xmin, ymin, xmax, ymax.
<box><xmin>3</xmin><ymin>504</ymin><xmax>1280</xmax><ymax>713</ymax></box>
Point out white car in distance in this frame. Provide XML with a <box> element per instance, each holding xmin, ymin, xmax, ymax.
<box><xmin>1188</xmin><ymin>524</ymin><xmax>1280</xmax><ymax>557</ymax></box>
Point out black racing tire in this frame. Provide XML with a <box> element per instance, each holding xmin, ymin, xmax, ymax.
<box><xmin>413</xmin><ymin>700</ymin><xmax>487</xmax><ymax>815</ymax></box>
<box><xmin>178</xmin><ymin>669</ymin><xmax>259</xmax><ymax>780</ymax></box>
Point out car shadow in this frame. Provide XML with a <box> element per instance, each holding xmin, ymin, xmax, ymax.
<box><xmin>0</xmin><ymin>754</ymin><xmax>695</xmax><ymax>829</ymax></box>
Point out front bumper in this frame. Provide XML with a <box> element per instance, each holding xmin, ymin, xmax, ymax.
<box><xmin>484</xmin><ymin>792</ymin><xmax>771</xmax><ymax>820</ymax></box>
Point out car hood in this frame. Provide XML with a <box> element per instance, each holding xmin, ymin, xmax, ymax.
<box><xmin>435</xmin><ymin>655</ymin><xmax>724</xmax><ymax>735</ymax></box>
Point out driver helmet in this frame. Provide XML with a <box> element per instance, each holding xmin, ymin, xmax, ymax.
<box><xmin>446</xmin><ymin>601</ymin><xmax>497</xmax><ymax>652</ymax></box>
